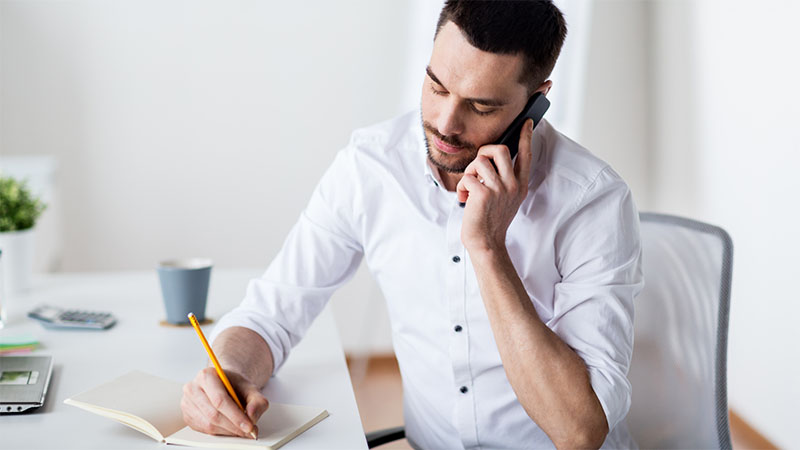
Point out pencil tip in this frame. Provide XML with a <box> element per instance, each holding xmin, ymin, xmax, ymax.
<box><xmin>250</xmin><ymin>431</ymin><xmax>258</xmax><ymax>440</ymax></box>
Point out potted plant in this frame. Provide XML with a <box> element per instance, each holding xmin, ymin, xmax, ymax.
<box><xmin>0</xmin><ymin>175</ymin><xmax>46</xmax><ymax>293</ymax></box>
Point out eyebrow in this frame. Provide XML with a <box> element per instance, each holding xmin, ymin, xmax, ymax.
<box><xmin>426</xmin><ymin>66</ymin><xmax>508</xmax><ymax>107</ymax></box>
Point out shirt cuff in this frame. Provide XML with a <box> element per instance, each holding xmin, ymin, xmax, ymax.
<box><xmin>587</xmin><ymin>365</ymin><xmax>632</xmax><ymax>432</ymax></box>
<box><xmin>208</xmin><ymin>308</ymin><xmax>289</xmax><ymax>374</ymax></box>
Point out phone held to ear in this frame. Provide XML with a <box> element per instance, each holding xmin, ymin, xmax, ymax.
<box><xmin>493</xmin><ymin>92</ymin><xmax>550</xmax><ymax>159</ymax></box>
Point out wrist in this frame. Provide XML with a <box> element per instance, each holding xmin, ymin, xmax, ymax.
<box><xmin>463</xmin><ymin>232</ymin><xmax>506</xmax><ymax>252</ymax></box>
<box><xmin>466</xmin><ymin>241</ymin><xmax>509</xmax><ymax>266</ymax></box>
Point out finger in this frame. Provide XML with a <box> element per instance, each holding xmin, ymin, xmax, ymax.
<box><xmin>183</xmin><ymin>391</ymin><xmax>240</xmax><ymax>436</ymax></box>
<box><xmin>514</xmin><ymin>118</ymin><xmax>534</xmax><ymax>190</ymax></box>
<box><xmin>199</xmin><ymin>383</ymin><xmax>254</xmax><ymax>437</ymax></box>
<box><xmin>470</xmin><ymin>155</ymin><xmax>501</xmax><ymax>188</ymax></box>
<box><xmin>456</xmin><ymin>176</ymin><xmax>470</xmax><ymax>203</ymax></box>
<box><xmin>200</xmin><ymin>370</ymin><xmax>256</xmax><ymax>437</ymax></box>
<box><xmin>459</xmin><ymin>174</ymin><xmax>487</xmax><ymax>203</ymax></box>
<box><xmin>462</xmin><ymin>155</ymin><xmax>480</xmax><ymax>180</ymax></box>
<box><xmin>183</xmin><ymin>383</ymin><xmax>244</xmax><ymax>436</ymax></box>
<box><xmin>476</xmin><ymin>145</ymin><xmax>514</xmax><ymax>183</ymax></box>
<box><xmin>458</xmin><ymin>157</ymin><xmax>481</xmax><ymax>201</ymax></box>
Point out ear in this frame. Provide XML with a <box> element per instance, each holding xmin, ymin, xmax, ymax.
<box><xmin>536</xmin><ymin>80</ymin><xmax>553</xmax><ymax>96</ymax></box>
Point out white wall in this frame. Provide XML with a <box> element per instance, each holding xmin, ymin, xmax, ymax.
<box><xmin>1</xmin><ymin>0</ymin><xmax>411</xmax><ymax>271</ymax></box>
<box><xmin>651</xmin><ymin>1</ymin><xmax>799</xmax><ymax>447</ymax></box>
<box><xmin>580</xmin><ymin>0</ymin><xmax>651</xmax><ymax>210</ymax></box>
<box><xmin>0</xmin><ymin>0</ymin><xmax>417</xmax><ymax>353</ymax></box>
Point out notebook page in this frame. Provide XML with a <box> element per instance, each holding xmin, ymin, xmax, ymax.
<box><xmin>165</xmin><ymin>403</ymin><xmax>329</xmax><ymax>450</ymax></box>
<box><xmin>65</xmin><ymin>371</ymin><xmax>186</xmax><ymax>440</ymax></box>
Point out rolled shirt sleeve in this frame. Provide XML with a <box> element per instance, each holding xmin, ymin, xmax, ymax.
<box><xmin>549</xmin><ymin>166</ymin><xmax>644</xmax><ymax>432</ymax></box>
<box><xmin>209</xmin><ymin>146</ymin><xmax>364</xmax><ymax>373</ymax></box>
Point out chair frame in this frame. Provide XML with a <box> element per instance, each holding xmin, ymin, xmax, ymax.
<box><xmin>639</xmin><ymin>212</ymin><xmax>733</xmax><ymax>449</ymax></box>
<box><xmin>365</xmin><ymin>426</ymin><xmax>405</xmax><ymax>449</ymax></box>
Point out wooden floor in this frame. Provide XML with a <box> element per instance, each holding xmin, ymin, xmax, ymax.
<box><xmin>346</xmin><ymin>355</ymin><xmax>411</xmax><ymax>449</ymax></box>
<box><xmin>346</xmin><ymin>355</ymin><xmax>776</xmax><ymax>450</ymax></box>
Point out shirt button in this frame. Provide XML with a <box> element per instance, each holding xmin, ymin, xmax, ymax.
<box><xmin>460</xmin><ymin>386</ymin><xmax>469</xmax><ymax>394</ymax></box>
<box><xmin>454</xmin><ymin>325</ymin><xmax>462</xmax><ymax>332</ymax></box>
<box><xmin>452</xmin><ymin>255</ymin><xmax>461</xmax><ymax>263</ymax></box>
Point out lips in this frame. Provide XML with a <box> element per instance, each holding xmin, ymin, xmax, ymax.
<box><xmin>433</xmin><ymin>136</ymin><xmax>464</xmax><ymax>154</ymax></box>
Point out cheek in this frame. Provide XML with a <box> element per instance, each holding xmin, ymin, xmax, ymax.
<box><xmin>420</xmin><ymin>88</ymin><xmax>436</xmax><ymax>122</ymax></box>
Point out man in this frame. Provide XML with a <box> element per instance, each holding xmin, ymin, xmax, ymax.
<box><xmin>181</xmin><ymin>1</ymin><xmax>643</xmax><ymax>448</ymax></box>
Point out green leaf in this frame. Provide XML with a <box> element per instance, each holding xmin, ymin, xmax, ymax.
<box><xmin>0</xmin><ymin>175</ymin><xmax>47</xmax><ymax>232</ymax></box>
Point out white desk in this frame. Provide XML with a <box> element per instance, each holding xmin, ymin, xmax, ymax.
<box><xmin>0</xmin><ymin>269</ymin><xmax>367</xmax><ymax>449</ymax></box>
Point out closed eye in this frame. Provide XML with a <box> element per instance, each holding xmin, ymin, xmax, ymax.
<box><xmin>429</xmin><ymin>84</ymin><xmax>496</xmax><ymax>116</ymax></box>
<box><xmin>430</xmin><ymin>84</ymin><xmax>447</xmax><ymax>96</ymax></box>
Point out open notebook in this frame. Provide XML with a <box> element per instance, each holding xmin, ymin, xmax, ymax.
<box><xmin>64</xmin><ymin>371</ymin><xmax>329</xmax><ymax>450</ymax></box>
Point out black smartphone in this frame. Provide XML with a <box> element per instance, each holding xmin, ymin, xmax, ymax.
<box><xmin>493</xmin><ymin>92</ymin><xmax>550</xmax><ymax>159</ymax></box>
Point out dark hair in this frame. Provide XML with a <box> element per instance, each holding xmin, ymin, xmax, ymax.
<box><xmin>434</xmin><ymin>0</ymin><xmax>567</xmax><ymax>94</ymax></box>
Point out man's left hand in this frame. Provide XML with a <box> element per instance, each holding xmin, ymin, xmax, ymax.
<box><xmin>456</xmin><ymin>118</ymin><xmax>534</xmax><ymax>253</ymax></box>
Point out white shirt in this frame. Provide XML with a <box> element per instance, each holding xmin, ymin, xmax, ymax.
<box><xmin>211</xmin><ymin>110</ymin><xmax>643</xmax><ymax>449</ymax></box>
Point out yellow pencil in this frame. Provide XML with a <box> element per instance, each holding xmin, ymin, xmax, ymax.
<box><xmin>188</xmin><ymin>312</ymin><xmax>258</xmax><ymax>440</ymax></box>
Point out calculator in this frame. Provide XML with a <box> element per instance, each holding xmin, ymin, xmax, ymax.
<box><xmin>27</xmin><ymin>305</ymin><xmax>117</xmax><ymax>330</ymax></box>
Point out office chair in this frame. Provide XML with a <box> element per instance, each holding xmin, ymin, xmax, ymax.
<box><xmin>366</xmin><ymin>426</ymin><xmax>406</xmax><ymax>449</ymax></box>
<box><xmin>366</xmin><ymin>212</ymin><xmax>734</xmax><ymax>449</ymax></box>
<box><xmin>626</xmin><ymin>212</ymin><xmax>733</xmax><ymax>449</ymax></box>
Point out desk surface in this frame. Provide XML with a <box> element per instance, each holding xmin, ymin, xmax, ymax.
<box><xmin>0</xmin><ymin>269</ymin><xmax>367</xmax><ymax>449</ymax></box>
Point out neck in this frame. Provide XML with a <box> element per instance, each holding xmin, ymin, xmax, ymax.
<box><xmin>438</xmin><ymin>169</ymin><xmax>463</xmax><ymax>192</ymax></box>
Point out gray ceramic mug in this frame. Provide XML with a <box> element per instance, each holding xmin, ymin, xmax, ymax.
<box><xmin>157</xmin><ymin>258</ymin><xmax>213</xmax><ymax>324</ymax></box>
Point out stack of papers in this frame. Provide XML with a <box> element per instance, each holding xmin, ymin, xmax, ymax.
<box><xmin>0</xmin><ymin>334</ymin><xmax>38</xmax><ymax>354</ymax></box>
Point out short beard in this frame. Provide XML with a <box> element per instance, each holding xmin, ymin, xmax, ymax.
<box><xmin>425</xmin><ymin>145</ymin><xmax>470</xmax><ymax>173</ymax></box>
<box><xmin>419</xmin><ymin>112</ymin><xmax>474</xmax><ymax>174</ymax></box>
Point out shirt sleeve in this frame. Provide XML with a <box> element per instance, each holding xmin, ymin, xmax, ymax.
<box><xmin>209</xmin><ymin>146</ymin><xmax>364</xmax><ymax>373</ymax></box>
<box><xmin>549</xmin><ymin>166</ymin><xmax>644</xmax><ymax>432</ymax></box>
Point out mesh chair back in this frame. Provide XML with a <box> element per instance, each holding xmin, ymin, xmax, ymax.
<box><xmin>626</xmin><ymin>213</ymin><xmax>732</xmax><ymax>449</ymax></box>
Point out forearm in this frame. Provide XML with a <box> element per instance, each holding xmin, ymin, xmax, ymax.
<box><xmin>211</xmin><ymin>326</ymin><xmax>274</xmax><ymax>388</ymax></box>
<box><xmin>469</xmin><ymin>248</ymin><xmax>608</xmax><ymax>449</ymax></box>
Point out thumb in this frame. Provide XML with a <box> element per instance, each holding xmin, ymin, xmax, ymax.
<box><xmin>244</xmin><ymin>388</ymin><xmax>269</xmax><ymax>424</ymax></box>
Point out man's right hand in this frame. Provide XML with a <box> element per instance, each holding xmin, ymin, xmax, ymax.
<box><xmin>181</xmin><ymin>366</ymin><xmax>270</xmax><ymax>438</ymax></box>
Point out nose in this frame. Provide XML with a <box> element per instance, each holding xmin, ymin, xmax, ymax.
<box><xmin>436</xmin><ymin>100</ymin><xmax>464</xmax><ymax>137</ymax></box>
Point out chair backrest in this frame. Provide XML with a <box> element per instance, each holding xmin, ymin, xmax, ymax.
<box><xmin>626</xmin><ymin>213</ymin><xmax>733</xmax><ymax>449</ymax></box>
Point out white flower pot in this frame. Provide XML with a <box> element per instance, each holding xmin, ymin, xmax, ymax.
<box><xmin>0</xmin><ymin>228</ymin><xmax>36</xmax><ymax>294</ymax></box>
